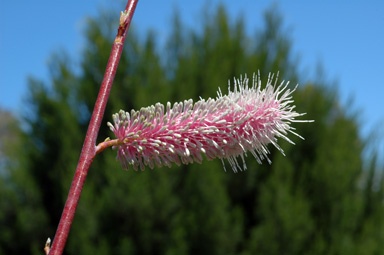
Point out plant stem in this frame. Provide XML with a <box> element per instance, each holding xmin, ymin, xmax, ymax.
<box><xmin>47</xmin><ymin>1</ymin><xmax>139</xmax><ymax>254</ymax></box>
<box><xmin>96</xmin><ymin>139</ymin><xmax>120</xmax><ymax>155</ymax></box>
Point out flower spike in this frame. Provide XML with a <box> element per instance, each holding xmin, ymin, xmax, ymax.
<box><xmin>108</xmin><ymin>73</ymin><xmax>312</xmax><ymax>172</ymax></box>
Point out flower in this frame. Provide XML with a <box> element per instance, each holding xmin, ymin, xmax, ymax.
<box><xmin>108</xmin><ymin>73</ymin><xmax>312</xmax><ymax>172</ymax></box>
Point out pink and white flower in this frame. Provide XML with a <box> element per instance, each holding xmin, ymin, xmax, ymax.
<box><xmin>108</xmin><ymin>73</ymin><xmax>312</xmax><ymax>172</ymax></box>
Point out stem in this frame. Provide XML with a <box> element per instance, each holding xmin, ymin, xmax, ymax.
<box><xmin>48</xmin><ymin>1</ymin><xmax>139</xmax><ymax>254</ymax></box>
<box><xmin>96</xmin><ymin>139</ymin><xmax>120</xmax><ymax>155</ymax></box>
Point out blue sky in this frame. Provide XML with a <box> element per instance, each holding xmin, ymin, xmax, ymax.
<box><xmin>1</xmin><ymin>0</ymin><xmax>383</xmax><ymax>159</ymax></box>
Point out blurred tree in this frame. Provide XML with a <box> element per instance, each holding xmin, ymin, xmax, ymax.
<box><xmin>1</xmin><ymin>5</ymin><xmax>383</xmax><ymax>255</ymax></box>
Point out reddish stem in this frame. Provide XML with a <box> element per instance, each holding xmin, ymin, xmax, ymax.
<box><xmin>48</xmin><ymin>1</ymin><xmax>139</xmax><ymax>254</ymax></box>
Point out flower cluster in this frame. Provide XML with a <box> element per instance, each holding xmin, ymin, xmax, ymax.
<box><xmin>108</xmin><ymin>73</ymin><xmax>311</xmax><ymax>172</ymax></box>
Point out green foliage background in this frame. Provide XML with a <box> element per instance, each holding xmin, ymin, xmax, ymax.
<box><xmin>1</xmin><ymin>5</ymin><xmax>384</xmax><ymax>255</ymax></box>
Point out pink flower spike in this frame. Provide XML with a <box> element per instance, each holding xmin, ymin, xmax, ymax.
<box><xmin>108</xmin><ymin>73</ymin><xmax>313</xmax><ymax>172</ymax></box>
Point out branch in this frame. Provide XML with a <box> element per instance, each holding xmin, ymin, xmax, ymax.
<box><xmin>95</xmin><ymin>138</ymin><xmax>120</xmax><ymax>155</ymax></box>
<box><xmin>47</xmin><ymin>1</ymin><xmax>139</xmax><ymax>254</ymax></box>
